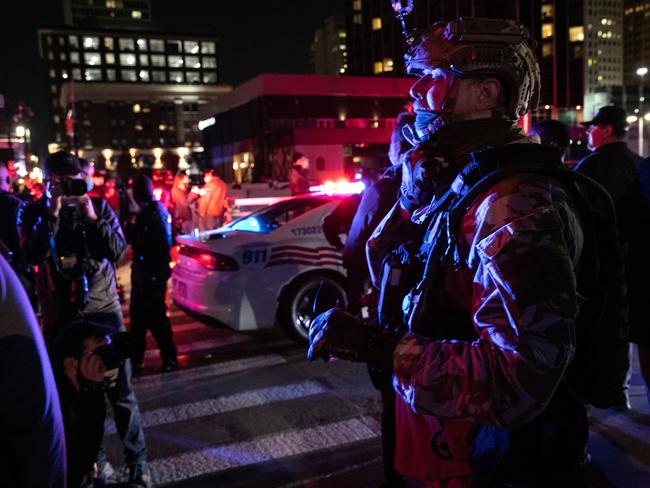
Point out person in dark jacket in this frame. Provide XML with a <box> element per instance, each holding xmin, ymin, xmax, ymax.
<box><xmin>127</xmin><ymin>174</ymin><xmax>178</xmax><ymax>373</ymax></box>
<box><xmin>0</xmin><ymin>253</ymin><xmax>66</xmax><ymax>488</ymax></box>
<box><xmin>21</xmin><ymin>151</ymin><xmax>150</xmax><ymax>487</ymax></box>
<box><xmin>529</xmin><ymin>119</ymin><xmax>570</xmax><ymax>162</ymax></box>
<box><xmin>575</xmin><ymin>106</ymin><xmax>642</xmax><ymax>411</ymax></box>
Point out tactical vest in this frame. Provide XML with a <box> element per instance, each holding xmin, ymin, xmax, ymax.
<box><xmin>378</xmin><ymin>143</ymin><xmax>629</xmax><ymax>408</ymax></box>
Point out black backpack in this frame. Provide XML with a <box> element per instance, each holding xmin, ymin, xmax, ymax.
<box><xmin>405</xmin><ymin>143</ymin><xmax>629</xmax><ymax>408</ymax></box>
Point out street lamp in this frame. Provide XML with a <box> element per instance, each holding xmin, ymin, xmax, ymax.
<box><xmin>636</xmin><ymin>67</ymin><xmax>648</xmax><ymax>155</ymax></box>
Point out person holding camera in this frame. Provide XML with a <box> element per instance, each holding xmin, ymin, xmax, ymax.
<box><xmin>21</xmin><ymin>151</ymin><xmax>150</xmax><ymax>487</ymax></box>
<box><xmin>53</xmin><ymin>321</ymin><xmax>128</xmax><ymax>487</ymax></box>
<box><xmin>127</xmin><ymin>174</ymin><xmax>178</xmax><ymax>374</ymax></box>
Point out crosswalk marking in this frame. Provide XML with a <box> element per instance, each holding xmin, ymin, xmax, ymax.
<box><xmin>132</xmin><ymin>354</ymin><xmax>288</xmax><ymax>390</ymax></box>
<box><xmin>126</xmin><ymin>416</ymin><xmax>380</xmax><ymax>485</ymax></box>
<box><xmin>105</xmin><ymin>380</ymin><xmax>329</xmax><ymax>435</ymax></box>
<box><xmin>144</xmin><ymin>335</ymin><xmax>250</xmax><ymax>360</ymax></box>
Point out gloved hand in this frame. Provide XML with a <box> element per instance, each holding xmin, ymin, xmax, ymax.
<box><xmin>400</xmin><ymin>145</ymin><xmax>451</xmax><ymax>213</ymax></box>
<box><xmin>307</xmin><ymin>307</ymin><xmax>403</xmax><ymax>371</ymax></box>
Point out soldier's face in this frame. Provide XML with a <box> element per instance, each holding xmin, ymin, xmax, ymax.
<box><xmin>409</xmin><ymin>69</ymin><xmax>454</xmax><ymax>114</ymax></box>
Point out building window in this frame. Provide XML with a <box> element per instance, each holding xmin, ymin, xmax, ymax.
<box><xmin>139</xmin><ymin>54</ymin><xmax>149</xmax><ymax>66</ymax></box>
<box><xmin>541</xmin><ymin>23</ymin><xmax>553</xmax><ymax>39</ymax></box>
<box><xmin>53</xmin><ymin>114</ymin><xmax>60</xmax><ymax>123</ymax></box>
<box><xmin>51</xmin><ymin>85</ymin><xmax>57</xmax><ymax>94</ymax></box>
<box><xmin>59</xmin><ymin>36</ymin><xmax>65</xmax><ymax>46</ymax></box>
<box><xmin>150</xmin><ymin>39</ymin><xmax>164</xmax><ymax>52</ymax></box>
<box><xmin>151</xmin><ymin>55</ymin><xmax>165</xmax><ymax>67</ymax></box>
<box><xmin>186</xmin><ymin>72</ymin><xmax>200</xmax><ymax>83</ymax></box>
<box><xmin>136</xmin><ymin>38</ymin><xmax>147</xmax><ymax>50</ymax></box>
<box><xmin>84</xmin><ymin>69</ymin><xmax>102</xmax><ymax>81</ymax></box>
<box><xmin>83</xmin><ymin>36</ymin><xmax>99</xmax><ymax>49</ymax></box>
<box><xmin>105</xmin><ymin>53</ymin><xmax>115</xmax><ymax>64</ymax></box>
<box><xmin>169</xmin><ymin>70</ymin><xmax>184</xmax><ymax>83</ymax></box>
<box><xmin>132</xmin><ymin>10</ymin><xmax>142</xmax><ymax>19</ymax></box>
<box><xmin>167</xmin><ymin>40</ymin><xmax>182</xmax><ymax>53</ymax></box>
<box><xmin>373</xmin><ymin>61</ymin><xmax>383</xmax><ymax>74</ymax></box>
<box><xmin>372</xmin><ymin>17</ymin><xmax>382</xmax><ymax>30</ymax></box>
<box><xmin>353</xmin><ymin>13</ymin><xmax>362</xmax><ymax>24</ymax></box>
<box><xmin>72</xmin><ymin>68</ymin><xmax>82</xmax><ymax>80</ymax></box>
<box><xmin>152</xmin><ymin>70</ymin><xmax>166</xmax><ymax>82</ymax></box>
<box><xmin>69</xmin><ymin>51</ymin><xmax>79</xmax><ymax>64</ymax></box>
<box><xmin>200</xmin><ymin>41</ymin><xmax>216</xmax><ymax>54</ymax></box>
<box><xmin>120</xmin><ymin>53</ymin><xmax>137</xmax><ymax>66</ymax></box>
<box><xmin>68</xmin><ymin>35</ymin><xmax>78</xmax><ymax>48</ymax></box>
<box><xmin>84</xmin><ymin>52</ymin><xmax>101</xmax><ymax>66</ymax></box>
<box><xmin>105</xmin><ymin>37</ymin><xmax>114</xmax><ymax>50</ymax></box>
<box><xmin>47</xmin><ymin>51</ymin><xmax>54</xmax><ymax>61</ymax></box>
<box><xmin>383</xmin><ymin>58</ymin><xmax>394</xmax><ymax>72</ymax></box>
<box><xmin>184</xmin><ymin>40</ymin><xmax>199</xmax><ymax>53</ymax></box>
<box><xmin>542</xmin><ymin>42</ymin><xmax>552</xmax><ymax>57</ymax></box>
<box><xmin>49</xmin><ymin>69</ymin><xmax>56</xmax><ymax>78</ymax></box>
<box><xmin>60</xmin><ymin>52</ymin><xmax>67</xmax><ymax>61</ymax></box>
<box><xmin>202</xmin><ymin>57</ymin><xmax>217</xmax><ymax>69</ymax></box>
<box><xmin>106</xmin><ymin>69</ymin><xmax>116</xmax><ymax>81</ymax></box>
<box><xmin>569</xmin><ymin>26</ymin><xmax>584</xmax><ymax>42</ymax></box>
<box><xmin>353</xmin><ymin>0</ymin><xmax>362</xmax><ymax>11</ymax></box>
<box><xmin>185</xmin><ymin>55</ymin><xmax>200</xmax><ymax>68</ymax></box>
<box><xmin>119</xmin><ymin>38</ymin><xmax>135</xmax><ymax>51</ymax></box>
<box><xmin>541</xmin><ymin>4</ymin><xmax>553</xmax><ymax>20</ymax></box>
<box><xmin>203</xmin><ymin>71</ymin><xmax>217</xmax><ymax>83</ymax></box>
<box><xmin>138</xmin><ymin>70</ymin><xmax>150</xmax><ymax>82</ymax></box>
<box><xmin>167</xmin><ymin>55</ymin><xmax>183</xmax><ymax>67</ymax></box>
<box><xmin>106</xmin><ymin>0</ymin><xmax>117</xmax><ymax>7</ymax></box>
<box><xmin>121</xmin><ymin>69</ymin><xmax>137</xmax><ymax>81</ymax></box>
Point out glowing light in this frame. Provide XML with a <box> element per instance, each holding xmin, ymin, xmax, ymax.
<box><xmin>637</xmin><ymin>67</ymin><xmax>649</xmax><ymax>76</ymax></box>
<box><xmin>153</xmin><ymin>187</ymin><xmax>164</xmax><ymax>201</ymax></box>
<box><xmin>310</xmin><ymin>179</ymin><xmax>365</xmax><ymax>196</ymax></box>
<box><xmin>129</xmin><ymin>148</ymin><xmax>137</xmax><ymax>157</ymax></box>
<box><xmin>576</xmin><ymin>105</ymin><xmax>582</xmax><ymax>110</ymax></box>
<box><xmin>544</xmin><ymin>105</ymin><xmax>551</xmax><ymax>110</ymax></box>
<box><xmin>627</xmin><ymin>115</ymin><xmax>638</xmax><ymax>123</ymax></box>
<box><xmin>153</xmin><ymin>147</ymin><xmax>163</xmax><ymax>159</ymax></box>
<box><xmin>233</xmin><ymin>196</ymin><xmax>291</xmax><ymax>207</ymax></box>
<box><xmin>15</xmin><ymin>125</ymin><xmax>25</xmax><ymax>138</ymax></box>
<box><xmin>102</xmin><ymin>148</ymin><xmax>113</xmax><ymax>162</ymax></box>
<box><xmin>198</xmin><ymin>117</ymin><xmax>216</xmax><ymax>131</ymax></box>
<box><xmin>645</xmin><ymin>113</ymin><xmax>650</xmax><ymax>121</ymax></box>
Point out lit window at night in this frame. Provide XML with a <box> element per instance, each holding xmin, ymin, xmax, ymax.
<box><xmin>137</xmin><ymin>38</ymin><xmax>147</xmax><ymax>50</ymax></box>
<box><xmin>106</xmin><ymin>53</ymin><xmax>115</xmax><ymax>64</ymax></box>
<box><xmin>68</xmin><ymin>35</ymin><xmax>78</xmax><ymax>48</ymax></box>
<box><xmin>151</xmin><ymin>55</ymin><xmax>165</xmax><ymax>67</ymax></box>
<box><xmin>383</xmin><ymin>58</ymin><xmax>394</xmax><ymax>72</ymax></box>
<box><xmin>105</xmin><ymin>37</ymin><xmax>114</xmax><ymax>50</ymax></box>
<box><xmin>201</xmin><ymin>41</ymin><xmax>216</xmax><ymax>54</ymax></box>
<box><xmin>139</xmin><ymin>70</ymin><xmax>150</xmax><ymax>82</ymax></box>
<box><xmin>353</xmin><ymin>0</ymin><xmax>362</xmax><ymax>11</ymax></box>
<box><xmin>170</xmin><ymin>70</ymin><xmax>184</xmax><ymax>83</ymax></box>
<box><xmin>139</xmin><ymin>54</ymin><xmax>149</xmax><ymax>66</ymax></box>
<box><xmin>168</xmin><ymin>55</ymin><xmax>184</xmax><ymax>67</ymax></box>
<box><xmin>121</xmin><ymin>69</ymin><xmax>137</xmax><ymax>82</ymax></box>
<box><xmin>152</xmin><ymin>70</ymin><xmax>166</xmax><ymax>82</ymax></box>
<box><xmin>353</xmin><ymin>13</ymin><xmax>362</xmax><ymax>24</ymax></box>
<box><xmin>84</xmin><ymin>52</ymin><xmax>101</xmax><ymax>66</ymax></box>
<box><xmin>202</xmin><ymin>57</ymin><xmax>217</xmax><ymax>69</ymax></box>
<box><xmin>132</xmin><ymin>10</ymin><xmax>142</xmax><ymax>19</ymax></box>
<box><xmin>184</xmin><ymin>40</ymin><xmax>200</xmax><ymax>53</ymax></box>
<box><xmin>119</xmin><ymin>38</ymin><xmax>135</xmax><ymax>51</ymax></box>
<box><xmin>186</xmin><ymin>72</ymin><xmax>200</xmax><ymax>83</ymax></box>
<box><xmin>541</xmin><ymin>4</ymin><xmax>553</xmax><ymax>19</ymax></box>
<box><xmin>541</xmin><ymin>23</ymin><xmax>553</xmax><ymax>39</ymax></box>
<box><xmin>372</xmin><ymin>17</ymin><xmax>382</xmax><ymax>30</ymax></box>
<box><xmin>373</xmin><ymin>61</ymin><xmax>383</xmax><ymax>74</ymax></box>
<box><xmin>120</xmin><ymin>53</ymin><xmax>137</xmax><ymax>66</ymax></box>
<box><xmin>106</xmin><ymin>69</ymin><xmax>116</xmax><ymax>81</ymax></box>
<box><xmin>84</xmin><ymin>69</ymin><xmax>102</xmax><ymax>81</ymax></box>
<box><xmin>150</xmin><ymin>39</ymin><xmax>164</xmax><ymax>52</ymax></box>
<box><xmin>203</xmin><ymin>72</ymin><xmax>217</xmax><ymax>83</ymax></box>
<box><xmin>186</xmin><ymin>56</ymin><xmax>200</xmax><ymax>69</ymax></box>
<box><xmin>83</xmin><ymin>36</ymin><xmax>99</xmax><ymax>49</ymax></box>
<box><xmin>542</xmin><ymin>43</ymin><xmax>552</xmax><ymax>57</ymax></box>
<box><xmin>72</xmin><ymin>68</ymin><xmax>81</xmax><ymax>80</ymax></box>
<box><xmin>569</xmin><ymin>26</ymin><xmax>584</xmax><ymax>42</ymax></box>
<box><xmin>106</xmin><ymin>0</ymin><xmax>117</xmax><ymax>7</ymax></box>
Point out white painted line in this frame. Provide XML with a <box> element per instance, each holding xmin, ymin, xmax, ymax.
<box><xmin>105</xmin><ymin>380</ymin><xmax>329</xmax><ymax>435</ymax></box>
<box><xmin>113</xmin><ymin>416</ymin><xmax>380</xmax><ymax>485</ymax></box>
<box><xmin>144</xmin><ymin>335</ymin><xmax>250</xmax><ymax>360</ymax></box>
<box><xmin>132</xmin><ymin>354</ymin><xmax>288</xmax><ymax>390</ymax></box>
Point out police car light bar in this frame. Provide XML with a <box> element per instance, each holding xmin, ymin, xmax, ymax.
<box><xmin>310</xmin><ymin>179</ymin><xmax>366</xmax><ymax>196</ymax></box>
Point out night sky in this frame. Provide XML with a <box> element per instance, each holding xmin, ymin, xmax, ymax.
<box><xmin>0</xmin><ymin>0</ymin><xmax>345</xmax><ymax>155</ymax></box>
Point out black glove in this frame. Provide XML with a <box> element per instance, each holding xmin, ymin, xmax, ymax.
<box><xmin>400</xmin><ymin>146</ymin><xmax>451</xmax><ymax>213</ymax></box>
<box><xmin>307</xmin><ymin>307</ymin><xmax>403</xmax><ymax>371</ymax></box>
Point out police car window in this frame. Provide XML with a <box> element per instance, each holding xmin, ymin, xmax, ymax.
<box><xmin>228</xmin><ymin>197</ymin><xmax>329</xmax><ymax>233</ymax></box>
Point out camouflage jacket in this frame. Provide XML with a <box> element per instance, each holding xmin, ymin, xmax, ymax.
<box><xmin>367</xmin><ymin>145</ymin><xmax>584</xmax><ymax>480</ymax></box>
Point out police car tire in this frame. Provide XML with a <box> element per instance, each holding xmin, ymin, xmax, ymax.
<box><xmin>278</xmin><ymin>273</ymin><xmax>347</xmax><ymax>345</ymax></box>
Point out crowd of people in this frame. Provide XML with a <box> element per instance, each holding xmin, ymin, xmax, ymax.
<box><xmin>314</xmin><ymin>16</ymin><xmax>650</xmax><ymax>488</ymax></box>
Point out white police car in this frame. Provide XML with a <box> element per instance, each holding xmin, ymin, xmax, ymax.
<box><xmin>171</xmin><ymin>189</ymin><xmax>359</xmax><ymax>343</ymax></box>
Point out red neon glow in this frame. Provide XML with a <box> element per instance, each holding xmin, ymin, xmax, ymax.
<box><xmin>310</xmin><ymin>179</ymin><xmax>365</xmax><ymax>196</ymax></box>
<box><xmin>153</xmin><ymin>187</ymin><xmax>164</xmax><ymax>201</ymax></box>
<box><xmin>179</xmin><ymin>245</ymin><xmax>238</xmax><ymax>271</ymax></box>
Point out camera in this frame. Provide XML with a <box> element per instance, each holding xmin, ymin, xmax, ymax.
<box><xmin>93</xmin><ymin>332</ymin><xmax>135</xmax><ymax>371</ymax></box>
<box><xmin>56</xmin><ymin>178</ymin><xmax>88</xmax><ymax>197</ymax></box>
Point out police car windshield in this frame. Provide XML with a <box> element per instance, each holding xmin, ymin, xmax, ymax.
<box><xmin>228</xmin><ymin>197</ymin><xmax>330</xmax><ymax>233</ymax></box>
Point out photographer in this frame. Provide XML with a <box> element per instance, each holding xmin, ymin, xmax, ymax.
<box><xmin>53</xmin><ymin>322</ymin><xmax>132</xmax><ymax>488</ymax></box>
<box><xmin>22</xmin><ymin>151</ymin><xmax>150</xmax><ymax>487</ymax></box>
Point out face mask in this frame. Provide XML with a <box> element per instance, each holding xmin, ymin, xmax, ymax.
<box><xmin>414</xmin><ymin>109</ymin><xmax>439</xmax><ymax>133</ymax></box>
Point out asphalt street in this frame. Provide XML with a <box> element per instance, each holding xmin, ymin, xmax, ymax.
<box><xmin>103</xmin><ymin>268</ymin><xmax>650</xmax><ymax>487</ymax></box>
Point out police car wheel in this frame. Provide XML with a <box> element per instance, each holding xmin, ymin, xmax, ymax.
<box><xmin>279</xmin><ymin>274</ymin><xmax>347</xmax><ymax>344</ymax></box>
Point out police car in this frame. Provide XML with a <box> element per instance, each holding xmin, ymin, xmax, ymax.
<box><xmin>171</xmin><ymin>181</ymin><xmax>364</xmax><ymax>343</ymax></box>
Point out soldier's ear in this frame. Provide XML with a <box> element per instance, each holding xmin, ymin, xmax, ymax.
<box><xmin>476</xmin><ymin>78</ymin><xmax>502</xmax><ymax>111</ymax></box>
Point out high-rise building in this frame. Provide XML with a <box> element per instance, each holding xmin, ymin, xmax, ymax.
<box><xmin>310</xmin><ymin>16</ymin><xmax>348</xmax><ymax>76</ymax></box>
<box><xmin>63</xmin><ymin>0</ymin><xmax>152</xmax><ymax>28</ymax></box>
<box><xmin>623</xmin><ymin>1</ymin><xmax>650</xmax><ymax>108</ymax></box>
<box><xmin>345</xmin><ymin>0</ymin><xmax>623</xmax><ymax>122</ymax></box>
<box><xmin>38</xmin><ymin>27</ymin><xmax>230</xmax><ymax>162</ymax></box>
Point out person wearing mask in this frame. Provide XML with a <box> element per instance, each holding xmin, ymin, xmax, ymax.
<box><xmin>308</xmin><ymin>17</ymin><xmax>627</xmax><ymax>487</ymax></box>
<box><xmin>127</xmin><ymin>174</ymin><xmax>178</xmax><ymax>374</ymax></box>
<box><xmin>198</xmin><ymin>168</ymin><xmax>227</xmax><ymax>231</ymax></box>
<box><xmin>0</xmin><ymin>252</ymin><xmax>66</xmax><ymax>488</ymax></box>
<box><xmin>21</xmin><ymin>151</ymin><xmax>150</xmax><ymax>487</ymax></box>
